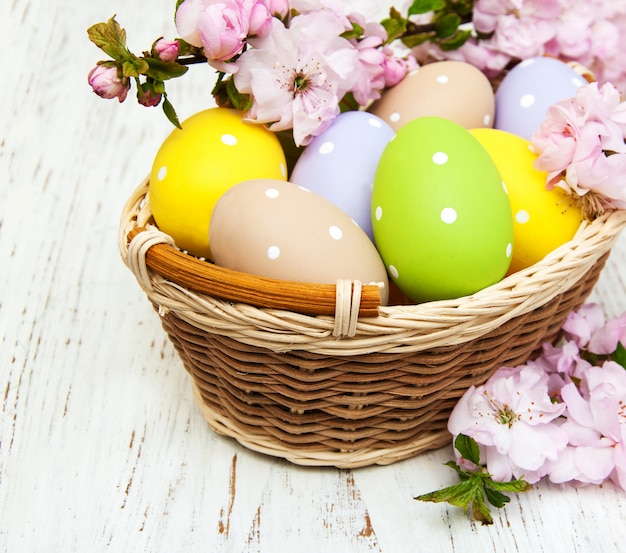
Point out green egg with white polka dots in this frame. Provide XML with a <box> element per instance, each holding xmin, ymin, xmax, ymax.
<box><xmin>372</xmin><ymin>116</ymin><xmax>514</xmax><ymax>302</ymax></box>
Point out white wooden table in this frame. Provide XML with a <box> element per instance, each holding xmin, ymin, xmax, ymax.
<box><xmin>2</xmin><ymin>1</ymin><xmax>626</xmax><ymax>551</ymax></box>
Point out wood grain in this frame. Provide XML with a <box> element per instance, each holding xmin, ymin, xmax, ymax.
<box><xmin>1</xmin><ymin>1</ymin><xmax>626</xmax><ymax>552</ymax></box>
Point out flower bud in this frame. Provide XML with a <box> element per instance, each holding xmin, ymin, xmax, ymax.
<box><xmin>266</xmin><ymin>0</ymin><xmax>289</xmax><ymax>18</ymax></box>
<box><xmin>381</xmin><ymin>47</ymin><xmax>414</xmax><ymax>88</ymax></box>
<box><xmin>153</xmin><ymin>38</ymin><xmax>180</xmax><ymax>62</ymax></box>
<box><xmin>175</xmin><ymin>0</ymin><xmax>205</xmax><ymax>47</ymax></box>
<box><xmin>244</xmin><ymin>0</ymin><xmax>273</xmax><ymax>38</ymax></box>
<box><xmin>199</xmin><ymin>3</ymin><xmax>248</xmax><ymax>62</ymax></box>
<box><xmin>88</xmin><ymin>64</ymin><xmax>130</xmax><ymax>102</ymax></box>
<box><xmin>137</xmin><ymin>81</ymin><xmax>162</xmax><ymax>107</ymax></box>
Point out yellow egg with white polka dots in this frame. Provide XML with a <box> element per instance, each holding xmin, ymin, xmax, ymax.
<box><xmin>470</xmin><ymin>128</ymin><xmax>583</xmax><ymax>274</ymax></box>
<box><xmin>149</xmin><ymin>108</ymin><xmax>287</xmax><ymax>258</ymax></box>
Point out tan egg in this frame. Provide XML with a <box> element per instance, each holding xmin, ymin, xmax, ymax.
<box><xmin>209</xmin><ymin>179</ymin><xmax>389</xmax><ymax>305</ymax></box>
<box><xmin>370</xmin><ymin>61</ymin><xmax>495</xmax><ymax>131</ymax></box>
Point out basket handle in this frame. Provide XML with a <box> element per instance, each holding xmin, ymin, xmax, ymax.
<box><xmin>126</xmin><ymin>227</ymin><xmax>382</xmax><ymax>318</ymax></box>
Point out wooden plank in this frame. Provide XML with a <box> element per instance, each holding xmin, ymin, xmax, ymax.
<box><xmin>2</xmin><ymin>1</ymin><xmax>626</xmax><ymax>552</ymax></box>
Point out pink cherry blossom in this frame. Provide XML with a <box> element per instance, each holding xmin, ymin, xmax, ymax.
<box><xmin>411</xmin><ymin>0</ymin><xmax>626</xmax><ymax>95</ymax></box>
<box><xmin>531</xmin><ymin>340</ymin><xmax>586</xmax><ymax>378</ymax></box>
<box><xmin>562</xmin><ymin>303</ymin><xmax>608</xmax><ymax>350</ymax></box>
<box><xmin>266</xmin><ymin>0</ymin><xmax>289</xmax><ymax>18</ymax></box>
<box><xmin>570</xmin><ymin>362</ymin><xmax>626</xmax><ymax>443</ymax></box>
<box><xmin>349</xmin><ymin>34</ymin><xmax>386</xmax><ymax>106</ymax></box>
<box><xmin>342</xmin><ymin>16</ymin><xmax>388</xmax><ymax>105</ymax></box>
<box><xmin>243</xmin><ymin>0</ymin><xmax>273</xmax><ymax>37</ymax></box>
<box><xmin>175</xmin><ymin>0</ymin><xmax>274</xmax><ymax>72</ymax></box>
<box><xmin>589</xmin><ymin>16</ymin><xmax>626</xmax><ymax>95</ymax></box>
<box><xmin>411</xmin><ymin>37</ymin><xmax>512</xmax><ymax>80</ymax></box>
<box><xmin>197</xmin><ymin>3</ymin><xmax>249</xmax><ymax>68</ymax></box>
<box><xmin>554</xmin><ymin>2</ymin><xmax>626</xmax><ymax>94</ymax></box>
<box><xmin>448</xmin><ymin>365</ymin><xmax>568</xmax><ymax>483</ymax></box>
<box><xmin>472</xmin><ymin>0</ymin><xmax>562</xmax><ymax>34</ymax></box>
<box><xmin>532</xmin><ymin>82</ymin><xmax>626</xmax><ymax>217</ymax></box>
<box><xmin>234</xmin><ymin>13</ymin><xmax>359</xmax><ymax>146</ymax></box>
<box><xmin>612</xmin><ymin>434</ymin><xmax>626</xmax><ymax>490</ymax></box>
<box><xmin>563</xmin><ymin>303</ymin><xmax>626</xmax><ymax>355</ymax></box>
<box><xmin>87</xmin><ymin>65</ymin><xmax>129</xmax><ymax>103</ymax></box>
<box><xmin>450</xmin><ymin>303</ymin><xmax>626</xmax><ymax>490</ymax></box>
<box><xmin>175</xmin><ymin>0</ymin><xmax>212</xmax><ymax>47</ymax></box>
<box><xmin>289</xmin><ymin>0</ymin><xmax>350</xmax><ymax>19</ymax></box>
<box><xmin>470</xmin><ymin>0</ymin><xmax>560</xmax><ymax>60</ymax></box>
<box><xmin>547</xmin><ymin>442</ymin><xmax>616</xmax><ymax>485</ymax></box>
<box><xmin>381</xmin><ymin>46</ymin><xmax>414</xmax><ymax>88</ymax></box>
<box><xmin>545</xmin><ymin>2</ymin><xmax>594</xmax><ymax>60</ymax></box>
<box><xmin>490</xmin><ymin>15</ymin><xmax>556</xmax><ymax>61</ymax></box>
<box><xmin>153</xmin><ymin>38</ymin><xmax>180</xmax><ymax>62</ymax></box>
<box><xmin>549</xmin><ymin>361</ymin><xmax>626</xmax><ymax>487</ymax></box>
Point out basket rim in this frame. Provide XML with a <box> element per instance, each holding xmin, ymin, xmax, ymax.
<box><xmin>120</xmin><ymin>176</ymin><xmax>626</xmax><ymax>353</ymax></box>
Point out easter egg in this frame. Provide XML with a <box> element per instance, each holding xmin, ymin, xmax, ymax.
<box><xmin>290</xmin><ymin>111</ymin><xmax>395</xmax><ymax>241</ymax></box>
<box><xmin>372</xmin><ymin>117</ymin><xmax>514</xmax><ymax>302</ymax></box>
<box><xmin>149</xmin><ymin>108</ymin><xmax>287</xmax><ymax>258</ymax></box>
<box><xmin>495</xmin><ymin>57</ymin><xmax>587</xmax><ymax>140</ymax></box>
<box><xmin>209</xmin><ymin>179</ymin><xmax>389</xmax><ymax>304</ymax></box>
<box><xmin>369</xmin><ymin>61</ymin><xmax>495</xmax><ymax>131</ymax></box>
<box><xmin>470</xmin><ymin>128</ymin><xmax>583</xmax><ymax>274</ymax></box>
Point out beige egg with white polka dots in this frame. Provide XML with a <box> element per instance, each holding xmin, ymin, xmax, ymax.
<box><xmin>369</xmin><ymin>60</ymin><xmax>495</xmax><ymax>131</ymax></box>
<box><xmin>209</xmin><ymin>179</ymin><xmax>389</xmax><ymax>304</ymax></box>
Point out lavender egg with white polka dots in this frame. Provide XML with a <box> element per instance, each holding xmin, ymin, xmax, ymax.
<box><xmin>290</xmin><ymin>112</ymin><xmax>395</xmax><ymax>241</ymax></box>
<box><xmin>372</xmin><ymin>117</ymin><xmax>514</xmax><ymax>303</ymax></box>
<box><xmin>209</xmin><ymin>179</ymin><xmax>389</xmax><ymax>304</ymax></box>
<box><xmin>495</xmin><ymin>57</ymin><xmax>587</xmax><ymax>140</ymax></box>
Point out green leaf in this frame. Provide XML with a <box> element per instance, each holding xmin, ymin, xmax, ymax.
<box><xmin>162</xmin><ymin>95</ymin><xmax>182</xmax><ymax>129</ymax></box>
<box><xmin>487</xmin><ymin>478</ymin><xmax>532</xmax><ymax>494</ymax></box>
<box><xmin>437</xmin><ymin>28</ymin><xmax>472</xmax><ymax>51</ymax></box>
<box><xmin>435</xmin><ymin>13</ymin><xmax>462</xmax><ymax>39</ymax></box>
<box><xmin>484</xmin><ymin>486</ymin><xmax>511</xmax><ymax>509</ymax></box>
<box><xmin>475</xmin><ymin>29</ymin><xmax>496</xmax><ymax>41</ymax></box>
<box><xmin>415</xmin><ymin>478</ymin><xmax>482</xmax><ymax>510</ymax></box>
<box><xmin>121</xmin><ymin>58</ymin><xmax>149</xmax><ymax>78</ymax></box>
<box><xmin>339</xmin><ymin>91</ymin><xmax>359</xmax><ymax>113</ymax></box>
<box><xmin>388</xmin><ymin>6</ymin><xmax>405</xmax><ymax>19</ymax></box>
<box><xmin>611</xmin><ymin>341</ymin><xmax>626</xmax><ymax>369</ymax></box>
<box><xmin>416</xmin><ymin>474</ymin><xmax>495</xmax><ymax>525</ymax></box>
<box><xmin>408</xmin><ymin>0</ymin><xmax>446</xmax><ymax>15</ymax></box>
<box><xmin>416</xmin><ymin>438</ymin><xmax>532</xmax><ymax>525</ymax></box>
<box><xmin>455</xmin><ymin>434</ymin><xmax>481</xmax><ymax>466</ymax></box>
<box><xmin>380</xmin><ymin>16</ymin><xmax>408</xmax><ymax>44</ymax></box>
<box><xmin>175</xmin><ymin>39</ymin><xmax>203</xmax><ymax>58</ymax></box>
<box><xmin>152</xmin><ymin>80</ymin><xmax>166</xmax><ymax>94</ymax></box>
<box><xmin>456</xmin><ymin>0</ymin><xmax>475</xmax><ymax>17</ymax></box>
<box><xmin>471</xmin><ymin>495</ymin><xmax>494</xmax><ymax>525</ymax></box>
<box><xmin>226</xmin><ymin>77</ymin><xmax>252</xmax><ymax>111</ymax></box>
<box><xmin>401</xmin><ymin>32</ymin><xmax>433</xmax><ymax>48</ymax></box>
<box><xmin>87</xmin><ymin>16</ymin><xmax>128</xmax><ymax>60</ymax></box>
<box><xmin>144</xmin><ymin>57</ymin><xmax>189</xmax><ymax>81</ymax></box>
<box><xmin>443</xmin><ymin>460</ymin><xmax>472</xmax><ymax>481</ymax></box>
<box><xmin>341</xmin><ymin>21</ymin><xmax>364</xmax><ymax>40</ymax></box>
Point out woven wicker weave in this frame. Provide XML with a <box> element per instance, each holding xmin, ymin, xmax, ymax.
<box><xmin>120</xmin><ymin>177</ymin><xmax>626</xmax><ymax>467</ymax></box>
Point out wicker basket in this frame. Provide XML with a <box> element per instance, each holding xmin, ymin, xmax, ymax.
<box><xmin>120</xmin><ymin>176</ymin><xmax>626</xmax><ymax>468</ymax></box>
